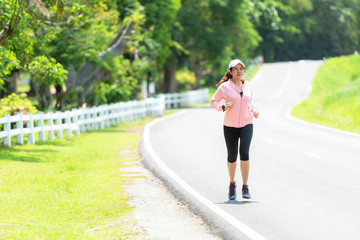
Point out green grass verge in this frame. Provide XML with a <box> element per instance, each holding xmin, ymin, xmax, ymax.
<box><xmin>291</xmin><ymin>55</ymin><xmax>360</xmax><ymax>134</ymax></box>
<box><xmin>0</xmin><ymin>118</ymin><xmax>155</xmax><ymax>239</ymax></box>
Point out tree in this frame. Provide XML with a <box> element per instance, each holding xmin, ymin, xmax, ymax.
<box><xmin>245</xmin><ymin>0</ymin><xmax>297</xmax><ymax>62</ymax></box>
<box><xmin>163</xmin><ymin>0</ymin><xmax>262</xmax><ymax>92</ymax></box>
<box><xmin>0</xmin><ymin>0</ymin><xmax>67</xmax><ymax>102</ymax></box>
<box><xmin>267</xmin><ymin>0</ymin><xmax>360</xmax><ymax>61</ymax></box>
<box><xmin>0</xmin><ymin>0</ymin><xmax>28</xmax><ymax>95</ymax></box>
<box><xmin>28</xmin><ymin>56</ymin><xmax>67</xmax><ymax>110</ymax></box>
<box><xmin>137</xmin><ymin>0</ymin><xmax>181</xmax><ymax>93</ymax></box>
<box><xmin>1</xmin><ymin>0</ymin><xmax>148</xmax><ymax>110</ymax></box>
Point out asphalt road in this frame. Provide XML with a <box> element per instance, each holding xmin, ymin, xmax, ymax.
<box><xmin>141</xmin><ymin>61</ymin><xmax>360</xmax><ymax>240</ymax></box>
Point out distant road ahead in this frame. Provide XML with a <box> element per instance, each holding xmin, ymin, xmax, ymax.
<box><xmin>143</xmin><ymin>61</ymin><xmax>360</xmax><ymax>240</ymax></box>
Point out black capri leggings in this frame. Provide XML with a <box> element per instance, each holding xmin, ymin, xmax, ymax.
<box><xmin>224</xmin><ymin>124</ymin><xmax>253</xmax><ymax>162</ymax></box>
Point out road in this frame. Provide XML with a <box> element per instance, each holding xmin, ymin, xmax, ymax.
<box><xmin>141</xmin><ymin>61</ymin><xmax>360</xmax><ymax>240</ymax></box>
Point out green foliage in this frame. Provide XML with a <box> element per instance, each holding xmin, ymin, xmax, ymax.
<box><xmin>292</xmin><ymin>54</ymin><xmax>360</xmax><ymax>133</ymax></box>
<box><xmin>175</xmin><ymin>0</ymin><xmax>261</xmax><ymax>61</ymax></box>
<box><xmin>0</xmin><ymin>93</ymin><xmax>38</xmax><ymax>118</ymax></box>
<box><xmin>271</xmin><ymin>0</ymin><xmax>360</xmax><ymax>61</ymax></box>
<box><xmin>176</xmin><ymin>68</ymin><xmax>195</xmax><ymax>91</ymax></box>
<box><xmin>139</xmin><ymin>0</ymin><xmax>181</xmax><ymax>65</ymax></box>
<box><xmin>166</xmin><ymin>0</ymin><xmax>264</xmax><ymax>91</ymax></box>
<box><xmin>28</xmin><ymin>56</ymin><xmax>68</xmax><ymax>85</ymax></box>
<box><xmin>86</xmin><ymin>54</ymin><xmax>142</xmax><ymax>105</ymax></box>
<box><xmin>247</xmin><ymin>0</ymin><xmax>299</xmax><ymax>62</ymax></box>
<box><xmin>2</xmin><ymin>0</ymin><xmax>358</xmax><ymax>109</ymax></box>
<box><xmin>0</xmin><ymin>46</ymin><xmax>20</xmax><ymax>88</ymax></box>
<box><xmin>64</xmin><ymin>87</ymin><xmax>83</xmax><ymax>110</ymax></box>
<box><xmin>44</xmin><ymin>2</ymin><xmax>121</xmax><ymax>69</ymax></box>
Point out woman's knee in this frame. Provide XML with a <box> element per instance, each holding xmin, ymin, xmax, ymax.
<box><xmin>240</xmin><ymin>152</ymin><xmax>249</xmax><ymax>161</ymax></box>
<box><xmin>227</xmin><ymin>155</ymin><xmax>237</xmax><ymax>163</ymax></box>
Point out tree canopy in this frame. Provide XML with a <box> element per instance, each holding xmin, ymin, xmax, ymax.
<box><xmin>1</xmin><ymin>0</ymin><xmax>359</xmax><ymax>110</ymax></box>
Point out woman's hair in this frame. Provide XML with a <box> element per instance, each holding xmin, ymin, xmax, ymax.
<box><xmin>216</xmin><ymin>68</ymin><xmax>233</xmax><ymax>87</ymax></box>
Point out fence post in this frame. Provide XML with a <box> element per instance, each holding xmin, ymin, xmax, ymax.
<box><xmin>28</xmin><ymin>113</ymin><xmax>35</xmax><ymax>144</ymax></box>
<box><xmin>4</xmin><ymin>115</ymin><xmax>11</xmax><ymax>147</ymax></box>
<box><xmin>92</xmin><ymin>107</ymin><xmax>98</xmax><ymax>130</ymax></box>
<box><xmin>57</xmin><ymin>113</ymin><xmax>63</xmax><ymax>139</ymax></box>
<box><xmin>48</xmin><ymin>112</ymin><xmax>54</xmax><ymax>140</ymax></box>
<box><xmin>110</xmin><ymin>104</ymin><xmax>116</xmax><ymax>126</ymax></box>
<box><xmin>100</xmin><ymin>106</ymin><xmax>105</xmax><ymax>129</ymax></box>
<box><xmin>65</xmin><ymin>111</ymin><xmax>72</xmax><ymax>138</ymax></box>
<box><xmin>120</xmin><ymin>103</ymin><xmax>124</xmax><ymax>122</ymax></box>
<box><xmin>85</xmin><ymin>109</ymin><xmax>91</xmax><ymax>131</ymax></box>
<box><xmin>39</xmin><ymin>112</ymin><xmax>45</xmax><ymax>142</ymax></box>
<box><xmin>114</xmin><ymin>104</ymin><xmax>120</xmax><ymax>125</ymax></box>
<box><xmin>79</xmin><ymin>109</ymin><xmax>85</xmax><ymax>132</ymax></box>
<box><xmin>105</xmin><ymin>105</ymin><xmax>110</xmax><ymax>128</ymax></box>
<box><xmin>72</xmin><ymin>109</ymin><xmax>80</xmax><ymax>136</ymax></box>
<box><xmin>16</xmin><ymin>112</ymin><xmax>24</xmax><ymax>145</ymax></box>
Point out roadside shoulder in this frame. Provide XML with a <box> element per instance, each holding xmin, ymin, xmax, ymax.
<box><xmin>124</xmin><ymin>159</ymin><xmax>222</xmax><ymax>240</ymax></box>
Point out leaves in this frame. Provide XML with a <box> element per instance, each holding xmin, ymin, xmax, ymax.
<box><xmin>28</xmin><ymin>56</ymin><xmax>68</xmax><ymax>85</ymax></box>
<box><xmin>0</xmin><ymin>92</ymin><xmax>38</xmax><ymax>118</ymax></box>
<box><xmin>0</xmin><ymin>45</ymin><xmax>20</xmax><ymax>87</ymax></box>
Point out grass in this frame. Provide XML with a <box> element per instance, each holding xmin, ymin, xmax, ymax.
<box><xmin>0</xmin><ymin>117</ymin><xmax>156</xmax><ymax>239</ymax></box>
<box><xmin>291</xmin><ymin>54</ymin><xmax>360</xmax><ymax>134</ymax></box>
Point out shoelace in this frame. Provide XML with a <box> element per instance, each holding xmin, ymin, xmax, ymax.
<box><xmin>229</xmin><ymin>184</ymin><xmax>236</xmax><ymax>194</ymax></box>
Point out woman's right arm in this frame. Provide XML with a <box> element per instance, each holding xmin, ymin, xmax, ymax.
<box><xmin>210</xmin><ymin>87</ymin><xmax>224</xmax><ymax>111</ymax></box>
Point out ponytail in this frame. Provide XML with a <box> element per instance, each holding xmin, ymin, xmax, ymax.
<box><xmin>216</xmin><ymin>68</ymin><xmax>232</xmax><ymax>87</ymax></box>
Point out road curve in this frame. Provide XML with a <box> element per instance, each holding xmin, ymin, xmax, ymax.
<box><xmin>140</xmin><ymin>61</ymin><xmax>360</xmax><ymax>240</ymax></box>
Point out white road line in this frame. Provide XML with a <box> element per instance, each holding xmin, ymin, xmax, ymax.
<box><xmin>286</xmin><ymin>108</ymin><xmax>360</xmax><ymax>138</ymax></box>
<box><xmin>143</xmin><ymin>112</ymin><xmax>268</xmax><ymax>240</ymax></box>
<box><xmin>267</xmin><ymin>64</ymin><xmax>293</xmax><ymax>101</ymax></box>
<box><xmin>286</xmin><ymin>95</ymin><xmax>360</xmax><ymax>138</ymax></box>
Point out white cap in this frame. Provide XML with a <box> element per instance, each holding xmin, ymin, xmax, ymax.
<box><xmin>228</xmin><ymin>59</ymin><xmax>245</xmax><ymax>69</ymax></box>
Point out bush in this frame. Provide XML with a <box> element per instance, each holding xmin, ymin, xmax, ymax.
<box><xmin>176</xmin><ymin>68</ymin><xmax>196</xmax><ymax>92</ymax></box>
<box><xmin>0</xmin><ymin>93</ymin><xmax>38</xmax><ymax>118</ymax></box>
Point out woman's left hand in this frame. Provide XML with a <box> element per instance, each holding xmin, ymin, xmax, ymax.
<box><xmin>254</xmin><ymin>111</ymin><xmax>259</xmax><ymax>118</ymax></box>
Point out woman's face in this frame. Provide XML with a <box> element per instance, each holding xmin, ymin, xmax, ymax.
<box><xmin>231</xmin><ymin>64</ymin><xmax>245</xmax><ymax>80</ymax></box>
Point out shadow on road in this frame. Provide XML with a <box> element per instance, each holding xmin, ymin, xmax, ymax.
<box><xmin>218</xmin><ymin>200</ymin><xmax>258</xmax><ymax>205</ymax></box>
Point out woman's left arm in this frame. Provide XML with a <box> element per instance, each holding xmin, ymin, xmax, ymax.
<box><xmin>250</xmin><ymin>86</ymin><xmax>259</xmax><ymax>118</ymax></box>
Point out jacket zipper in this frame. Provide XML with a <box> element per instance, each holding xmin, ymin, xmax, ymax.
<box><xmin>239</xmin><ymin>92</ymin><xmax>242</xmax><ymax>127</ymax></box>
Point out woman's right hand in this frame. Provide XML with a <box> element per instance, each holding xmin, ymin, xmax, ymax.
<box><xmin>225</xmin><ymin>102</ymin><xmax>234</xmax><ymax>110</ymax></box>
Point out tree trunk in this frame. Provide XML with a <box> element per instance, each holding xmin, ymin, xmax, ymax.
<box><xmin>28</xmin><ymin>77</ymin><xmax>38</xmax><ymax>97</ymax></box>
<box><xmin>65</xmin><ymin>21</ymin><xmax>134</xmax><ymax>107</ymax></box>
<box><xmin>163</xmin><ymin>58</ymin><xmax>177</xmax><ymax>93</ymax></box>
<box><xmin>54</xmin><ymin>84</ymin><xmax>64</xmax><ymax>110</ymax></box>
<box><xmin>9</xmin><ymin>69</ymin><xmax>20</xmax><ymax>94</ymax></box>
<box><xmin>189</xmin><ymin>57</ymin><xmax>210</xmax><ymax>90</ymax></box>
<box><xmin>38</xmin><ymin>83</ymin><xmax>52</xmax><ymax>111</ymax></box>
<box><xmin>0</xmin><ymin>69</ymin><xmax>19</xmax><ymax>97</ymax></box>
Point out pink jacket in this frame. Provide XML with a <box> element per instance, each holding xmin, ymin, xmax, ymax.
<box><xmin>210</xmin><ymin>80</ymin><xmax>255</xmax><ymax>128</ymax></box>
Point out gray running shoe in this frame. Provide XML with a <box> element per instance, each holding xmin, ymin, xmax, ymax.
<box><xmin>228</xmin><ymin>182</ymin><xmax>237</xmax><ymax>200</ymax></box>
<box><xmin>242</xmin><ymin>185</ymin><xmax>251</xmax><ymax>199</ymax></box>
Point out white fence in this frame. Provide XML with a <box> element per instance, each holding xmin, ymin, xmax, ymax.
<box><xmin>0</xmin><ymin>89</ymin><xmax>209</xmax><ymax>147</ymax></box>
<box><xmin>159</xmin><ymin>88</ymin><xmax>209</xmax><ymax>109</ymax></box>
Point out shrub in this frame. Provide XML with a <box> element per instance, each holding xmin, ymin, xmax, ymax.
<box><xmin>176</xmin><ymin>68</ymin><xmax>196</xmax><ymax>92</ymax></box>
<box><xmin>0</xmin><ymin>93</ymin><xmax>38</xmax><ymax>118</ymax></box>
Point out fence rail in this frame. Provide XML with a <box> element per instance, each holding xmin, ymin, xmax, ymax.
<box><xmin>159</xmin><ymin>88</ymin><xmax>209</xmax><ymax>109</ymax></box>
<box><xmin>0</xmin><ymin>89</ymin><xmax>209</xmax><ymax>148</ymax></box>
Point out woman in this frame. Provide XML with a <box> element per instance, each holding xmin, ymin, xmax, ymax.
<box><xmin>210</xmin><ymin>59</ymin><xmax>259</xmax><ymax>200</ymax></box>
